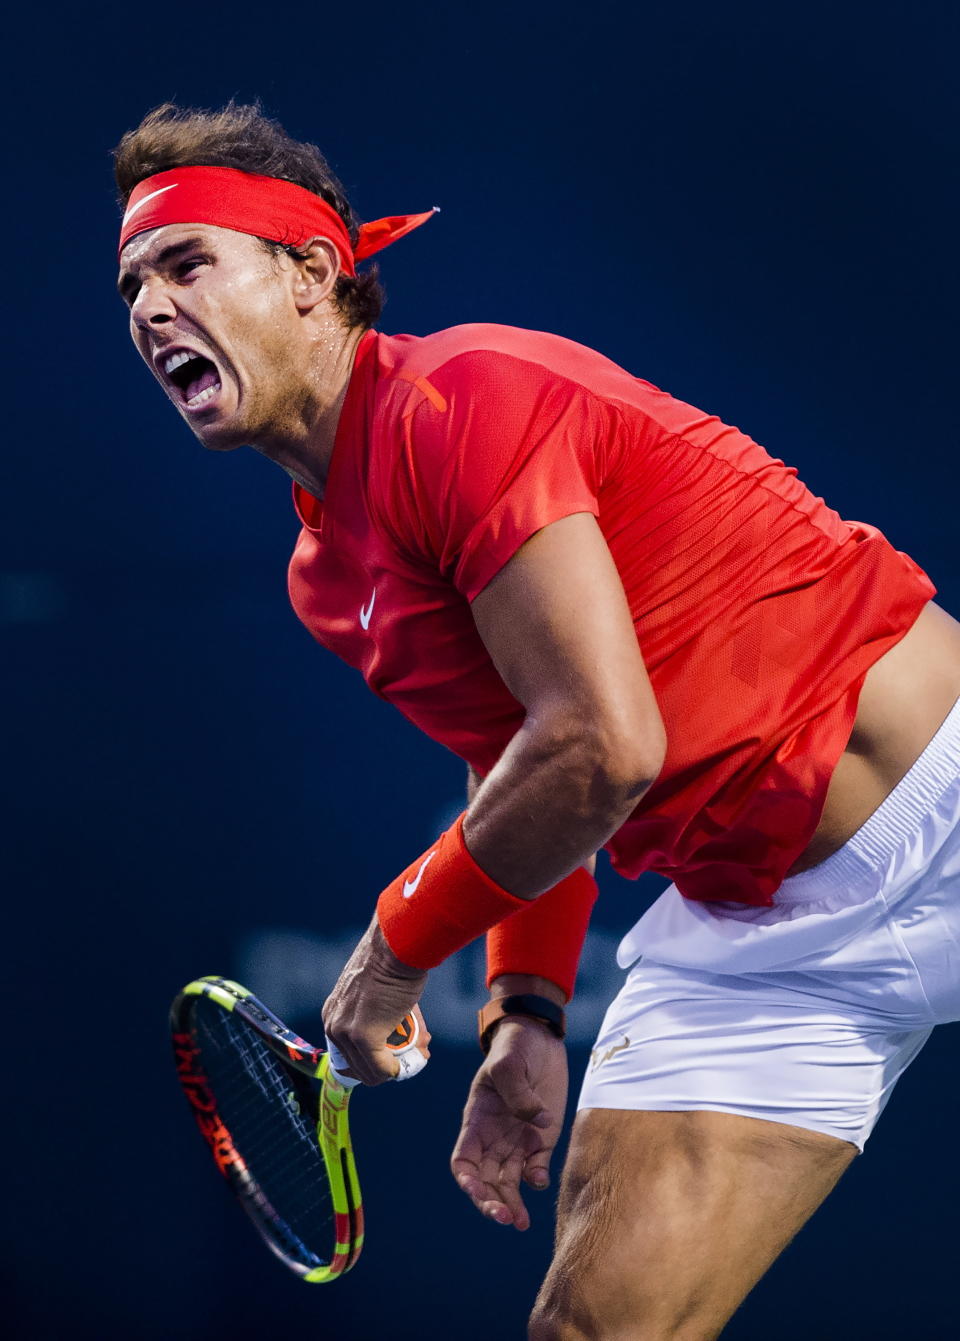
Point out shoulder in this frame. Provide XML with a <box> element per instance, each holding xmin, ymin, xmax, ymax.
<box><xmin>377</xmin><ymin>323</ymin><xmax>641</xmax><ymax>404</ymax></box>
<box><xmin>374</xmin><ymin>326</ymin><xmax>639</xmax><ymax>478</ymax></box>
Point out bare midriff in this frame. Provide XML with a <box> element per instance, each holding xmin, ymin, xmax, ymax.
<box><xmin>790</xmin><ymin>602</ymin><xmax>960</xmax><ymax>874</ymax></box>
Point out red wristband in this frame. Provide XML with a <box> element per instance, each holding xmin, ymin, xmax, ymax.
<box><xmin>377</xmin><ymin>814</ymin><xmax>528</xmax><ymax>969</ymax></box>
<box><xmin>485</xmin><ymin>866</ymin><xmax>598</xmax><ymax>1000</ymax></box>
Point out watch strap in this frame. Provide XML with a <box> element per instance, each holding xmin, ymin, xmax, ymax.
<box><xmin>477</xmin><ymin>993</ymin><xmax>567</xmax><ymax>1054</ymax></box>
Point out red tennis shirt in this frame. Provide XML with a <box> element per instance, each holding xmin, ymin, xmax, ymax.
<box><xmin>288</xmin><ymin>325</ymin><xmax>934</xmax><ymax>905</ymax></box>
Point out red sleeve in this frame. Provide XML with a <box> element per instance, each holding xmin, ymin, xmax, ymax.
<box><xmin>397</xmin><ymin>351</ymin><xmax>605</xmax><ymax>601</ymax></box>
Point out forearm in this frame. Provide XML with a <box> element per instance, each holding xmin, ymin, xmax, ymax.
<box><xmin>467</xmin><ymin>763</ymin><xmax>598</xmax><ymax>1000</ymax></box>
<box><xmin>463</xmin><ymin>716</ymin><xmax>658</xmax><ymax>897</ymax></box>
<box><xmin>467</xmin><ymin>763</ymin><xmax>597</xmax><ymax>877</ymax></box>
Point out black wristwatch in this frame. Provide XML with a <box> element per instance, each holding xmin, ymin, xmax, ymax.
<box><xmin>477</xmin><ymin>993</ymin><xmax>567</xmax><ymax>1054</ymax></box>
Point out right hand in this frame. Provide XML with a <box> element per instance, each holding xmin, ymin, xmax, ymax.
<box><xmin>450</xmin><ymin>1018</ymin><xmax>568</xmax><ymax>1231</ymax></box>
<box><xmin>321</xmin><ymin>913</ymin><xmax>428</xmax><ymax>1086</ymax></box>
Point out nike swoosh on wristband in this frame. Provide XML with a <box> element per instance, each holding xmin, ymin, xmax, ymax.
<box><xmin>121</xmin><ymin>183</ymin><xmax>179</xmax><ymax>227</ymax></box>
<box><xmin>359</xmin><ymin>589</ymin><xmax>376</xmax><ymax>630</ymax></box>
<box><xmin>402</xmin><ymin>850</ymin><xmax>438</xmax><ymax>898</ymax></box>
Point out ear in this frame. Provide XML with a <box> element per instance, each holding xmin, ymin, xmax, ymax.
<box><xmin>290</xmin><ymin>236</ymin><xmax>341</xmax><ymax>313</ymax></box>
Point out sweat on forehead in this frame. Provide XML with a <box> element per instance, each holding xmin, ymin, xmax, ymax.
<box><xmin>119</xmin><ymin>166</ymin><xmax>438</xmax><ymax>274</ymax></box>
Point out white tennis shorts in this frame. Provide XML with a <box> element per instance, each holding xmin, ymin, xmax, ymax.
<box><xmin>578</xmin><ymin>697</ymin><xmax>960</xmax><ymax>1149</ymax></box>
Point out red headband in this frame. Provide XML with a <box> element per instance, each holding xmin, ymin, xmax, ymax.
<box><xmin>118</xmin><ymin>165</ymin><xmax>437</xmax><ymax>273</ymax></box>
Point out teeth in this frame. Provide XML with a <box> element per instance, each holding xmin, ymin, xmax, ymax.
<box><xmin>164</xmin><ymin>350</ymin><xmax>196</xmax><ymax>375</ymax></box>
<box><xmin>186</xmin><ymin>383</ymin><xmax>220</xmax><ymax>408</ymax></box>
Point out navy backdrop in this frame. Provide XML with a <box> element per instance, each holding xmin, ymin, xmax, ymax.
<box><xmin>5</xmin><ymin>3</ymin><xmax>958</xmax><ymax>1337</ymax></box>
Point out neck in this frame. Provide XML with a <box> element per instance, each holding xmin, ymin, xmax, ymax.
<box><xmin>251</xmin><ymin>321</ymin><xmax>367</xmax><ymax>498</ymax></box>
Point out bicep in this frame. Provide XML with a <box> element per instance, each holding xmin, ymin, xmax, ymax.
<box><xmin>470</xmin><ymin>513</ymin><xmax>665</xmax><ymax>774</ymax></box>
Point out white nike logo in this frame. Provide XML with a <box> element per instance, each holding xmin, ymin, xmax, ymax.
<box><xmin>402</xmin><ymin>850</ymin><xmax>437</xmax><ymax>898</ymax></box>
<box><xmin>121</xmin><ymin>183</ymin><xmax>179</xmax><ymax>227</ymax></box>
<box><xmin>359</xmin><ymin>588</ymin><xmax>376</xmax><ymax>630</ymax></box>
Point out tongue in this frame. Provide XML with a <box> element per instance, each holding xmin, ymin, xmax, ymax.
<box><xmin>185</xmin><ymin>366</ymin><xmax>220</xmax><ymax>402</ymax></box>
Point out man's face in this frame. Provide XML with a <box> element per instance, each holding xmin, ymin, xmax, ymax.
<box><xmin>118</xmin><ymin>223</ymin><xmax>308</xmax><ymax>451</ymax></box>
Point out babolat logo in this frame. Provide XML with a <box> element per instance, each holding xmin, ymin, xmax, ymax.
<box><xmin>173</xmin><ymin>1033</ymin><xmax>216</xmax><ymax>1113</ymax></box>
<box><xmin>172</xmin><ymin>1034</ymin><xmax>245</xmax><ymax>1175</ymax></box>
<box><xmin>196</xmin><ymin>1112</ymin><xmax>245</xmax><ymax>1176</ymax></box>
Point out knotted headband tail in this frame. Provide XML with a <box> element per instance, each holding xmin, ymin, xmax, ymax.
<box><xmin>118</xmin><ymin>165</ymin><xmax>437</xmax><ymax>273</ymax></box>
<box><xmin>354</xmin><ymin>209</ymin><xmax>439</xmax><ymax>263</ymax></box>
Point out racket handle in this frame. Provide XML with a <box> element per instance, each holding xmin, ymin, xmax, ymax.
<box><xmin>327</xmin><ymin>1011</ymin><xmax>428</xmax><ymax>1087</ymax></box>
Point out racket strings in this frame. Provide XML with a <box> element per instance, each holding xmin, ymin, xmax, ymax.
<box><xmin>192</xmin><ymin>1000</ymin><xmax>337</xmax><ymax>1269</ymax></box>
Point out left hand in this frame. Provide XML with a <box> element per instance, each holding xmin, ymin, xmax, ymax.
<box><xmin>322</xmin><ymin>912</ymin><xmax>429</xmax><ymax>1085</ymax></box>
<box><xmin>451</xmin><ymin>1018</ymin><xmax>568</xmax><ymax>1231</ymax></box>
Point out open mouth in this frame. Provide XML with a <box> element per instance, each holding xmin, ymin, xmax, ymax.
<box><xmin>162</xmin><ymin>349</ymin><xmax>223</xmax><ymax>411</ymax></box>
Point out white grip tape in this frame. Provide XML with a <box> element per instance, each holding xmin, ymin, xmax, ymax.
<box><xmin>393</xmin><ymin>1046</ymin><xmax>428</xmax><ymax>1082</ymax></box>
<box><xmin>326</xmin><ymin>1040</ymin><xmax>361</xmax><ymax>1089</ymax></box>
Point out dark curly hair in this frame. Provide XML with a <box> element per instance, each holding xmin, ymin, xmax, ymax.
<box><xmin>113</xmin><ymin>102</ymin><xmax>384</xmax><ymax>329</ymax></box>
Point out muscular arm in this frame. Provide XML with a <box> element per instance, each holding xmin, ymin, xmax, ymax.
<box><xmin>462</xmin><ymin>512</ymin><xmax>665</xmax><ymax>898</ymax></box>
<box><xmin>323</xmin><ymin>513</ymin><xmax>662</xmax><ymax>1086</ymax></box>
<box><xmin>451</xmin><ymin>515</ymin><xmax>663</xmax><ymax>1226</ymax></box>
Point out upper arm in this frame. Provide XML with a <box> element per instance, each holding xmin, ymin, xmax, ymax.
<box><xmin>470</xmin><ymin>513</ymin><xmax>666</xmax><ymax>782</ymax></box>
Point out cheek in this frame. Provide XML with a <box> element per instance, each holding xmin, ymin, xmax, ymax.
<box><xmin>244</xmin><ymin>304</ymin><xmax>301</xmax><ymax>375</ymax></box>
<box><xmin>224</xmin><ymin>283</ymin><xmax>294</xmax><ymax>355</ymax></box>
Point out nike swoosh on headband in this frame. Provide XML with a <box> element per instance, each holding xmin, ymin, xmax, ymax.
<box><xmin>118</xmin><ymin>166</ymin><xmax>437</xmax><ymax>269</ymax></box>
<box><xmin>121</xmin><ymin>182</ymin><xmax>179</xmax><ymax>228</ymax></box>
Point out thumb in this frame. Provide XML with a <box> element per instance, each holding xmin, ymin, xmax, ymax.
<box><xmin>522</xmin><ymin>1147</ymin><xmax>553</xmax><ymax>1191</ymax></box>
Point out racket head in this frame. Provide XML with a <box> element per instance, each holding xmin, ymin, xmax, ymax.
<box><xmin>170</xmin><ymin>976</ymin><xmax>363</xmax><ymax>1282</ymax></box>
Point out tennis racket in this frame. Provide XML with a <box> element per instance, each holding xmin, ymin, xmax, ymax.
<box><xmin>170</xmin><ymin>975</ymin><xmax>427</xmax><ymax>1282</ymax></box>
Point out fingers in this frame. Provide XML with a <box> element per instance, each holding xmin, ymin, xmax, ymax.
<box><xmin>388</xmin><ymin>1008</ymin><xmax>434</xmax><ymax>1078</ymax></box>
<box><xmin>452</xmin><ymin>1124</ymin><xmax>522</xmax><ymax>1228</ymax></box>
<box><xmin>452</xmin><ymin>1144</ymin><xmax>552</xmax><ymax>1227</ymax></box>
<box><xmin>325</xmin><ymin>1034</ymin><xmax>406</xmax><ymax>1086</ymax></box>
<box><xmin>325</xmin><ymin>1008</ymin><xmax>430</xmax><ymax>1086</ymax></box>
<box><xmin>411</xmin><ymin>1004</ymin><xmax>432</xmax><ymax>1051</ymax></box>
<box><xmin>452</xmin><ymin>1162</ymin><xmax>531</xmax><ymax>1232</ymax></box>
<box><xmin>451</xmin><ymin>1102</ymin><xmax>550</xmax><ymax>1231</ymax></box>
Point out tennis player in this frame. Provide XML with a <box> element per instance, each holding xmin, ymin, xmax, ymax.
<box><xmin>116</xmin><ymin>103</ymin><xmax>960</xmax><ymax>1339</ymax></box>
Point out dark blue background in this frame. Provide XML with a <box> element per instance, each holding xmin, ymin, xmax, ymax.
<box><xmin>6</xmin><ymin>3</ymin><xmax>957</xmax><ymax>1337</ymax></box>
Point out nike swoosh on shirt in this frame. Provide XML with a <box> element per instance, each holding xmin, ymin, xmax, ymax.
<box><xmin>121</xmin><ymin>183</ymin><xmax>179</xmax><ymax>227</ymax></box>
<box><xmin>359</xmin><ymin>589</ymin><xmax>376</xmax><ymax>630</ymax></box>
<box><xmin>403</xmin><ymin>850</ymin><xmax>438</xmax><ymax>898</ymax></box>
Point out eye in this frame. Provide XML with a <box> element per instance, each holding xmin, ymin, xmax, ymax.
<box><xmin>176</xmin><ymin>258</ymin><xmax>207</xmax><ymax>279</ymax></box>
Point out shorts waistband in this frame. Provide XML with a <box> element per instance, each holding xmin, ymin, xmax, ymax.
<box><xmin>776</xmin><ymin>695</ymin><xmax>960</xmax><ymax>902</ymax></box>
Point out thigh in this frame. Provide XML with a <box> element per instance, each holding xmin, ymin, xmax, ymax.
<box><xmin>529</xmin><ymin>1107</ymin><xmax>856</xmax><ymax>1341</ymax></box>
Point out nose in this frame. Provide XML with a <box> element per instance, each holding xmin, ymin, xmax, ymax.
<box><xmin>130</xmin><ymin>276</ymin><xmax>177</xmax><ymax>331</ymax></box>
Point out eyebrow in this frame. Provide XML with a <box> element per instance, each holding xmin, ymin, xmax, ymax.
<box><xmin>117</xmin><ymin>236</ymin><xmax>207</xmax><ymax>300</ymax></box>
